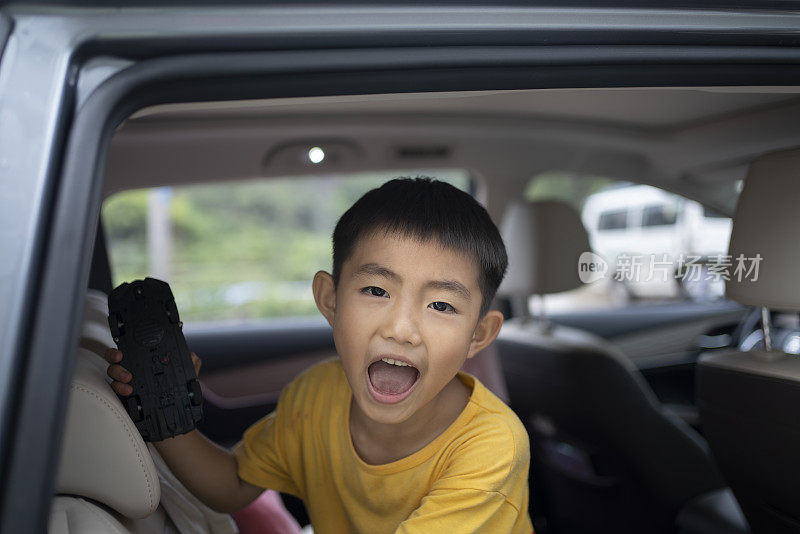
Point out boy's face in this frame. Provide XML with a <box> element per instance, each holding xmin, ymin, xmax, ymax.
<box><xmin>313</xmin><ymin>231</ymin><xmax>503</xmax><ymax>426</ymax></box>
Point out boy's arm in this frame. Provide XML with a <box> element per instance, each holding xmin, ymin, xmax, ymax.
<box><xmin>152</xmin><ymin>429</ymin><xmax>264</xmax><ymax>513</ymax></box>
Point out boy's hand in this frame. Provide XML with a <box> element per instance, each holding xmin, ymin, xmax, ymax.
<box><xmin>102</xmin><ymin>347</ymin><xmax>253</xmax><ymax>513</ymax></box>
<box><xmin>103</xmin><ymin>348</ymin><xmax>202</xmax><ymax>397</ymax></box>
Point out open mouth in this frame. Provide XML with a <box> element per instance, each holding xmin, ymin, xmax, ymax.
<box><xmin>367</xmin><ymin>357</ymin><xmax>421</xmax><ymax>404</ymax></box>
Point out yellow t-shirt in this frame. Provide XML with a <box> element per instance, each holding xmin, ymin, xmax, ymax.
<box><xmin>233</xmin><ymin>358</ymin><xmax>533</xmax><ymax>534</ymax></box>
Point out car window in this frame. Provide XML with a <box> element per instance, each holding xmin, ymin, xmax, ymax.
<box><xmin>641</xmin><ymin>203</ymin><xmax>678</xmax><ymax>227</ymax></box>
<box><xmin>102</xmin><ymin>170</ymin><xmax>470</xmax><ymax>322</ymax></box>
<box><xmin>598</xmin><ymin>209</ymin><xmax>629</xmax><ymax>230</ymax></box>
<box><xmin>524</xmin><ymin>172</ymin><xmax>733</xmax><ymax>311</ymax></box>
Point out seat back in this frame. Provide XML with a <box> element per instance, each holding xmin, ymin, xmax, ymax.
<box><xmin>54</xmin><ymin>290</ymin><xmax>249</xmax><ymax>534</ymax></box>
<box><xmin>68</xmin><ymin>290</ymin><xmax>161</xmax><ymax>509</ymax></box>
<box><xmin>51</xmin><ymin>349</ymin><xmax>161</xmax><ymax>532</ymax></box>
<box><xmin>698</xmin><ymin>147</ymin><xmax>800</xmax><ymax>534</ymax></box>
<box><xmin>500</xmin><ymin>323</ymin><xmax>726</xmax><ymax>533</ymax></box>
<box><xmin>57</xmin><ymin>290</ymin><xmax>313</xmax><ymax>534</ymax></box>
<box><xmin>498</xmin><ymin>200</ymin><xmax>729</xmax><ymax>533</ymax></box>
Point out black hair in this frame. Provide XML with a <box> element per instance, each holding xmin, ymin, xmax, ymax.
<box><xmin>332</xmin><ymin>177</ymin><xmax>508</xmax><ymax>316</ymax></box>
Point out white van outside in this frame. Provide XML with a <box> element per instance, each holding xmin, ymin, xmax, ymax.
<box><xmin>581</xmin><ymin>184</ymin><xmax>732</xmax><ymax>299</ymax></box>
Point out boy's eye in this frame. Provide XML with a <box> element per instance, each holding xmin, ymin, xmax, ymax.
<box><xmin>362</xmin><ymin>286</ymin><xmax>388</xmax><ymax>297</ymax></box>
<box><xmin>430</xmin><ymin>301</ymin><xmax>455</xmax><ymax>313</ymax></box>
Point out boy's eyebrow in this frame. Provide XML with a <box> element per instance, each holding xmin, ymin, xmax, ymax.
<box><xmin>355</xmin><ymin>263</ymin><xmax>472</xmax><ymax>302</ymax></box>
<box><xmin>424</xmin><ymin>280</ymin><xmax>472</xmax><ymax>302</ymax></box>
<box><xmin>355</xmin><ymin>263</ymin><xmax>401</xmax><ymax>282</ymax></box>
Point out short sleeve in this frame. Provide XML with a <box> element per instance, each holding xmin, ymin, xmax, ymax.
<box><xmin>232</xmin><ymin>380</ymin><xmax>306</xmax><ymax>499</ymax></box>
<box><xmin>396</xmin><ymin>487</ymin><xmax>528</xmax><ymax>533</ymax></box>
<box><xmin>396</xmin><ymin>415</ymin><xmax>533</xmax><ymax>534</ymax></box>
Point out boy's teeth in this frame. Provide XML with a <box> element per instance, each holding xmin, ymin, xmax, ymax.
<box><xmin>381</xmin><ymin>357</ymin><xmax>409</xmax><ymax>367</ymax></box>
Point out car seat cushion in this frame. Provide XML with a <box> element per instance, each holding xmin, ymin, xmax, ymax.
<box><xmin>49</xmin><ymin>496</ymin><xmax>130</xmax><ymax>534</ymax></box>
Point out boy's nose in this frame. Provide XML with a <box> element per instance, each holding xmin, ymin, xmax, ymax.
<box><xmin>380</xmin><ymin>305</ymin><xmax>422</xmax><ymax>347</ymax></box>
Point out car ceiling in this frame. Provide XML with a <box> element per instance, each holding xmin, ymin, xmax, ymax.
<box><xmin>105</xmin><ymin>87</ymin><xmax>800</xmax><ymax>220</ymax></box>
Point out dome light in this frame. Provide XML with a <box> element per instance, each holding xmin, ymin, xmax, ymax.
<box><xmin>308</xmin><ymin>147</ymin><xmax>325</xmax><ymax>164</ymax></box>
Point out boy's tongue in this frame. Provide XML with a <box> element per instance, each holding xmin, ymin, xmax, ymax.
<box><xmin>368</xmin><ymin>360</ymin><xmax>418</xmax><ymax>395</ymax></box>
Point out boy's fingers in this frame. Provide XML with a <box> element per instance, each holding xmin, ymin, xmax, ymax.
<box><xmin>107</xmin><ymin>364</ymin><xmax>132</xmax><ymax>383</ymax></box>
<box><xmin>103</xmin><ymin>348</ymin><xmax>122</xmax><ymax>363</ymax></box>
<box><xmin>111</xmin><ymin>381</ymin><xmax>133</xmax><ymax>396</ymax></box>
<box><xmin>191</xmin><ymin>352</ymin><xmax>202</xmax><ymax>375</ymax></box>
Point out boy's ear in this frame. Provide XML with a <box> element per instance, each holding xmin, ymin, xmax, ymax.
<box><xmin>312</xmin><ymin>271</ymin><xmax>336</xmax><ymax>327</ymax></box>
<box><xmin>466</xmin><ymin>310</ymin><xmax>504</xmax><ymax>359</ymax></box>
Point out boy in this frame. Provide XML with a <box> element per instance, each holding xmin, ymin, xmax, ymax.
<box><xmin>106</xmin><ymin>178</ymin><xmax>533</xmax><ymax>533</ymax></box>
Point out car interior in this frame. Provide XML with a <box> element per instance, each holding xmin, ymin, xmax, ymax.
<box><xmin>53</xmin><ymin>87</ymin><xmax>800</xmax><ymax>533</ymax></box>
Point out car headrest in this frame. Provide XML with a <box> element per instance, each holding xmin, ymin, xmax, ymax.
<box><xmin>498</xmin><ymin>200</ymin><xmax>591</xmax><ymax>297</ymax></box>
<box><xmin>55</xmin><ymin>293</ymin><xmax>160</xmax><ymax>519</ymax></box>
<box><xmin>726</xmin><ymin>147</ymin><xmax>800</xmax><ymax>311</ymax></box>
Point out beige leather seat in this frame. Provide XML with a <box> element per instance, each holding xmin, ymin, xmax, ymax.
<box><xmin>50</xmin><ymin>290</ymin><xmax>238</xmax><ymax>534</ymax></box>
<box><xmin>496</xmin><ymin>200</ymin><xmax>744</xmax><ymax>534</ymax></box>
<box><xmin>697</xmin><ymin>147</ymin><xmax>800</xmax><ymax>534</ymax></box>
<box><xmin>51</xmin><ymin>305</ymin><xmax>164</xmax><ymax>533</ymax></box>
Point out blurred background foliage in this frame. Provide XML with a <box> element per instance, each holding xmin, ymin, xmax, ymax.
<box><xmin>524</xmin><ymin>171</ymin><xmax>615</xmax><ymax>209</ymax></box>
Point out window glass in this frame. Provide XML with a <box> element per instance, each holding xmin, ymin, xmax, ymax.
<box><xmin>523</xmin><ymin>173</ymin><xmax>733</xmax><ymax>311</ymax></box>
<box><xmin>523</xmin><ymin>171</ymin><xmax>616</xmax><ymax>210</ymax></box>
<box><xmin>641</xmin><ymin>204</ymin><xmax>678</xmax><ymax>227</ymax></box>
<box><xmin>103</xmin><ymin>170</ymin><xmax>470</xmax><ymax>322</ymax></box>
<box><xmin>598</xmin><ymin>209</ymin><xmax>629</xmax><ymax>230</ymax></box>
